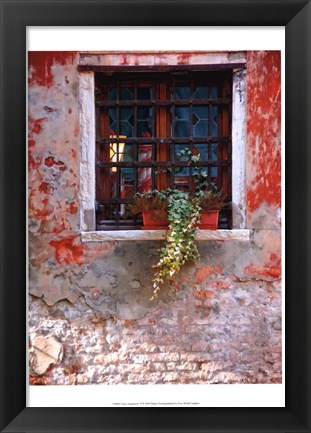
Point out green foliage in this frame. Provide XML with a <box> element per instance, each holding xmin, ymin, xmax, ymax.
<box><xmin>128</xmin><ymin>148</ymin><xmax>229</xmax><ymax>300</ymax></box>
<box><xmin>151</xmin><ymin>189</ymin><xmax>201</xmax><ymax>300</ymax></box>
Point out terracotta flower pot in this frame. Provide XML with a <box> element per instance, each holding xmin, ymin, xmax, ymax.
<box><xmin>141</xmin><ymin>211</ymin><xmax>169</xmax><ymax>230</ymax></box>
<box><xmin>198</xmin><ymin>210</ymin><xmax>220</xmax><ymax>230</ymax></box>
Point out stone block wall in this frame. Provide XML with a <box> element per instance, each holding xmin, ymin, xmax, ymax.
<box><xmin>28</xmin><ymin>50</ymin><xmax>282</xmax><ymax>385</ymax></box>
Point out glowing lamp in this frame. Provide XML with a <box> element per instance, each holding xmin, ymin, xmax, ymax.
<box><xmin>109</xmin><ymin>135</ymin><xmax>126</xmax><ymax>172</ymax></box>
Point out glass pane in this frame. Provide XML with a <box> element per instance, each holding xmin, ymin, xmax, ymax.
<box><xmin>137</xmin><ymin>106</ymin><xmax>152</xmax><ymax>137</ymax></box>
<box><xmin>175</xmin><ymin>86</ymin><xmax>191</xmax><ymax>100</ymax></box>
<box><xmin>210</xmin><ymin>142</ymin><xmax>218</xmax><ymax>178</ymax></box>
<box><xmin>173</xmin><ymin>166</ymin><xmax>190</xmax><ymax>192</ymax></box>
<box><xmin>137</xmin><ymin>87</ymin><xmax>152</xmax><ymax>100</ymax></box>
<box><xmin>174</xmin><ymin>107</ymin><xmax>190</xmax><ymax>137</ymax></box>
<box><xmin>193</xmin><ymin>106</ymin><xmax>209</xmax><ymax>137</ymax></box>
<box><xmin>211</xmin><ymin>106</ymin><xmax>218</xmax><ymax>136</ymax></box>
<box><xmin>210</xmin><ymin>86</ymin><xmax>218</xmax><ymax>98</ymax></box>
<box><xmin>173</xmin><ymin>144</ymin><xmax>190</xmax><ymax>178</ymax></box>
<box><xmin>108</xmin><ymin>88</ymin><xmax>116</xmax><ymax>100</ymax></box>
<box><xmin>120</xmin><ymin>108</ymin><xmax>134</xmax><ymax>137</ymax></box>
<box><xmin>123</xmin><ymin>144</ymin><xmax>135</xmax><ymax>162</ymax></box>
<box><xmin>120</xmin><ymin>87</ymin><xmax>134</xmax><ymax>100</ymax></box>
<box><xmin>193</xmin><ymin>86</ymin><xmax>209</xmax><ymax>99</ymax></box>
<box><xmin>121</xmin><ymin>168</ymin><xmax>135</xmax><ymax>200</ymax></box>
<box><xmin>195</xmin><ymin>143</ymin><xmax>208</xmax><ymax>161</ymax></box>
<box><xmin>211</xmin><ymin>142</ymin><xmax>218</xmax><ymax>160</ymax></box>
<box><xmin>138</xmin><ymin>143</ymin><xmax>152</xmax><ymax>192</ymax></box>
<box><xmin>109</xmin><ymin>108</ymin><xmax>117</xmax><ymax>134</ymax></box>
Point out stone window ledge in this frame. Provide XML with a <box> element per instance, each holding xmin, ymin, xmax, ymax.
<box><xmin>81</xmin><ymin>229</ymin><xmax>251</xmax><ymax>242</ymax></box>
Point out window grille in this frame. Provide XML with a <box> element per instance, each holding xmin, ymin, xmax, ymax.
<box><xmin>95</xmin><ymin>71</ymin><xmax>232</xmax><ymax>230</ymax></box>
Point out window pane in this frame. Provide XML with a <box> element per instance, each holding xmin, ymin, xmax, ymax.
<box><xmin>123</xmin><ymin>144</ymin><xmax>135</xmax><ymax>162</ymax></box>
<box><xmin>120</xmin><ymin>108</ymin><xmax>134</xmax><ymax>137</ymax></box>
<box><xmin>138</xmin><ymin>142</ymin><xmax>153</xmax><ymax>192</ymax></box>
<box><xmin>210</xmin><ymin>143</ymin><xmax>218</xmax><ymax>178</ymax></box>
<box><xmin>193</xmin><ymin>86</ymin><xmax>209</xmax><ymax>99</ymax></box>
<box><xmin>193</xmin><ymin>106</ymin><xmax>209</xmax><ymax>137</ymax></box>
<box><xmin>175</xmin><ymin>86</ymin><xmax>191</xmax><ymax>100</ymax></box>
<box><xmin>108</xmin><ymin>88</ymin><xmax>116</xmax><ymax>100</ymax></box>
<box><xmin>195</xmin><ymin>143</ymin><xmax>208</xmax><ymax>161</ymax></box>
<box><xmin>109</xmin><ymin>108</ymin><xmax>117</xmax><ymax>133</ymax></box>
<box><xmin>211</xmin><ymin>106</ymin><xmax>218</xmax><ymax>136</ymax></box>
<box><xmin>121</xmin><ymin>166</ymin><xmax>134</xmax><ymax>190</ymax></box>
<box><xmin>120</xmin><ymin>87</ymin><xmax>134</xmax><ymax>100</ymax></box>
<box><xmin>174</xmin><ymin>107</ymin><xmax>190</xmax><ymax>137</ymax></box>
<box><xmin>137</xmin><ymin>87</ymin><xmax>153</xmax><ymax>100</ymax></box>
<box><xmin>210</xmin><ymin>85</ymin><xmax>218</xmax><ymax>98</ymax></box>
<box><xmin>137</xmin><ymin>106</ymin><xmax>152</xmax><ymax>137</ymax></box>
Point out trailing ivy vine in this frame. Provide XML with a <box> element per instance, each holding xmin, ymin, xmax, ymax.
<box><xmin>151</xmin><ymin>189</ymin><xmax>201</xmax><ymax>300</ymax></box>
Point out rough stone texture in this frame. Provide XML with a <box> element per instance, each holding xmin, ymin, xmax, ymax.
<box><xmin>29</xmin><ymin>274</ymin><xmax>281</xmax><ymax>384</ymax></box>
<box><xmin>28</xmin><ymin>51</ymin><xmax>282</xmax><ymax>385</ymax></box>
<box><xmin>29</xmin><ymin>335</ymin><xmax>63</xmax><ymax>376</ymax></box>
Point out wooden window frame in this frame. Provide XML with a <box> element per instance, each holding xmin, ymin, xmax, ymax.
<box><xmin>94</xmin><ymin>69</ymin><xmax>233</xmax><ymax>231</ymax></box>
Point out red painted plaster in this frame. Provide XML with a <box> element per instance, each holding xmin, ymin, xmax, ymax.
<box><xmin>244</xmin><ymin>265</ymin><xmax>281</xmax><ymax>279</ymax></box>
<box><xmin>68</xmin><ymin>202</ymin><xmax>78</xmax><ymax>214</ymax></box>
<box><xmin>28</xmin><ymin>139</ymin><xmax>36</xmax><ymax>149</ymax></box>
<box><xmin>244</xmin><ymin>255</ymin><xmax>281</xmax><ymax>279</ymax></box>
<box><xmin>246</xmin><ymin>51</ymin><xmax>281</xmax><ymax>213</ymax></box>
<box><xmin>194</xmin><ymin>289</ymin><xmax>216</xmax><ymax>299</ymax></box>
<box><xmin>39</xmin><ymin>182</ymin><xmax>55</xmax><ymax>195</ymax></box>
<box><xmin>177</xmin><ymin>53</ymin><xmax>191</xmax><ymax>64</ymax></box>
<box><xmin>28</xmin><ymin>152</ymin><xmax>41</xmax><ymax>171</ymax></box>
<box><xmin>49</xmin><ymin>236</ymin><xmax>84</xmax><ymax>265</ymax></box>
<box><xmin>44</xmin><ymin>156</ymin><xmax>66</xmax><ymax>171</ymax></box>
<box><xmin>29</xmin><ymin>117</ymin><xmax>48</xmax><ymax>135</ymax></box>
<box><xmin>28</xmin><ymin>51</ymin><xmax>76</xmax><ymax>88</ymax></box>
<box><xmin>195</xmin><ymin>265</ymin><xmax>222</xmax><ymax>284</ymax></box>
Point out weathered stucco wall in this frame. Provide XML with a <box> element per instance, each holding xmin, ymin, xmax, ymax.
<box><xmin>28</xmin><ymin>51</ymin><xmax>282</xmax><ymax>385</ymax></box>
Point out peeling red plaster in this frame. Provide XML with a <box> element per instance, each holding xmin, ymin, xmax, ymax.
<box><xmin>39</xmin><ymin>182</ymin><xmax>54</xmax><ymax>194</ymax></box>
<box><xmin>194</xmin><ymin>289</ymin><xmax>216</xmax><ymax>299</ymax></box>
<box><xmin>68</xmin><ymin>202</ymin><xmax>78</xmax><ymax>214</ymax></box>
<box><xmin>28</xmin><ymin>139</ymin><xmax>36</xmax><ymax>148</ymax></box>
<box><xmin>244</xmin><ymin>265</ymin><xmax>281</xmax><ymax>279</ymax></box>
<box><xmin>44</xmin><ymin>156</ymin><xmax>66</xmax><ymax>171</ymax></box>
<box><xmin>29</xmin><ymin>117</ymin><xmax>48</xmax><ymax>135</ymax></box>
<box><xmin>49</xmin><ymin>237</ymin><xmax>84</xmax><ymax>265</ymax></box>
<box><xmin>195</xmin><ymin>265</ymin><xmax>223</xmax><ymax>284</ymax></box>
<box><xmin>246</xmin><ymin>51</ymin><xmax>281</xmax><ymax>213</ymax></box>
<box><xmin>28</xmin><ymin>51</ymin><xmax>76</xmax><ymax>88</ymax></box>
<box><xmin>244</xmin><ymin>254</ymin><xmax>281</xmax><ymax>279</ymax></box>
<box><xmin>177</xmin><ymin>53</ymin><xmax>191</xmax><ymax>64</ymax></box>
<box><xmin>28</xmin><ymin>152</ymin><xmax>41</xmax><ymax>170</ymax></box>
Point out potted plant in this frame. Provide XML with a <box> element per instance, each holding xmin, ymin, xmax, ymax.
<box><xmin>195</xmin><ymin>187</ymin><xmax>226</xmax><ymax>230</ymax></box>
<box><xmin>129</xmin><ymin>190</ymin><xmax>169</xmax><ymax>229</ymax></box>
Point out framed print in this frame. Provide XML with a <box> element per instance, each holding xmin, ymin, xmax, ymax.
<box><xmin>1</xmin><ymin>1</ymin><xmax>310</xmax><ymax>432</ymax></box>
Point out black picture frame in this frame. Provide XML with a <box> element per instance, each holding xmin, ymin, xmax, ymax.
<box><xmin>1</xmin><ymin>1</ymin><xmax>310</xmax><ymax>432</ymax></box>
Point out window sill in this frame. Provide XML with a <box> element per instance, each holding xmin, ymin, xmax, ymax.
<box><xmin>81</xmin><ymin>229</ymin><xmax>251</xmax><ymax>242</ymax></box>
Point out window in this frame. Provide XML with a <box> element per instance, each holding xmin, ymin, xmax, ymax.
<box><xmin>95</xmin><ymin>70</ymin><xmax>232</xmax><ymax>230</ymax></box>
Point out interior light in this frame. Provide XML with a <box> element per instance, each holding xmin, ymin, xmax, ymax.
<box><xmin>109</xmin><ymin>135</ymin><xmax>126</xmax><ymax>172</ymax></box>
